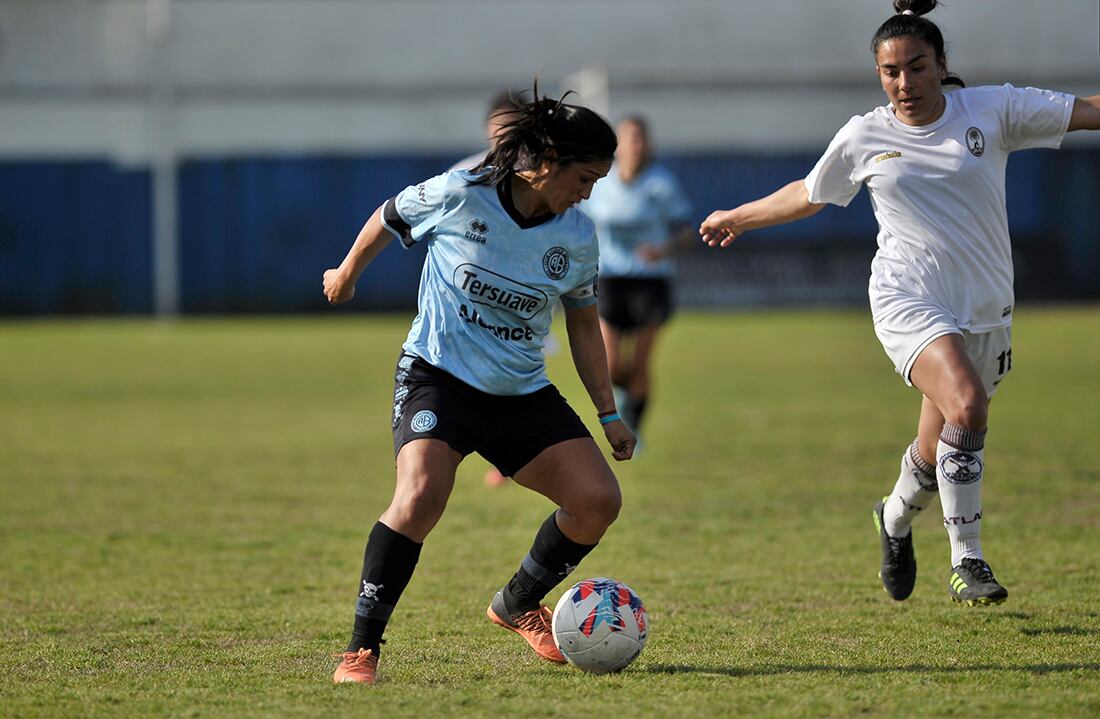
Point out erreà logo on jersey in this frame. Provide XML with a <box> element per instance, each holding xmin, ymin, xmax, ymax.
<box><xmin>464</xmin><ymin>219</ymin><xmax>489</xmax><ymax>244</ymax></box>
<box><xmin>454</xmin><ymin>263</ymin><xmax>549</xmax><ymax>320</ymax></box>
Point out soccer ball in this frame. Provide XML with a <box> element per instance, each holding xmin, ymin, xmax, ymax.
<box><xmin>551</xmin><ymin>578</ymin><xmax>648</xmax><ymax>673</ymax></box>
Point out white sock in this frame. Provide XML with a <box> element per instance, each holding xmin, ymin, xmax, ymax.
<box><xmin>937</xmin><ymin>424</ymin><xmax>986</xmax><ymax>566</ymax></box>
<box><xmin>883</xmin><ymin>439</ymin><xmax>938</xmax><ymax>537</ymax></box>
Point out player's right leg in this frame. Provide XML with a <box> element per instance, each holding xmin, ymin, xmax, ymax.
<box><xmin>875</xmin><ymin>400</ymin><xmax>941</xmax><ymax>600</ymax></box>
<box><xmin>334</xmin><ymin>439</ymin><xmax>461</xmax><ymax>684</ymax></box>
<box><xmin>335</xmin><ymin>354</ymin><xmax>471</xmax><ymax>684</ymax></box>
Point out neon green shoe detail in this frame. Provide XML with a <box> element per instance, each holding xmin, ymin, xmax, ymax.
<box><xmin>947</xmin><ymin>558</ymin><xmax>1007</xmax><ymax>606</ymax></box>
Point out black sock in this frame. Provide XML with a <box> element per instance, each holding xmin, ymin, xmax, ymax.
<box><xmin>347</xmin><ymin>521</ymin><xmax>422</xmax><ymax>654</ymax></box>
<box><xmin>502</xmin><ymin>512</ymin><xmax>596</xmax><ymax>616</ymax></box>
<box><xmin>629</xmin><ymin>394</ymin><xmax>648</xmax><ymax>432</ymax></box>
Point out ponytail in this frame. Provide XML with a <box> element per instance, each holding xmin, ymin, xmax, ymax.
<box><xmin>470</xmin><ymin>80</ymin><xmax>617</xmax><ymax>187</ymax></box>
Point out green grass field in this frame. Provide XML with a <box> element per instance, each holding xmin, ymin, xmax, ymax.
<box><xmin>2</xmin><ymin>307</ymin><xmax>1099</xmax><ymax>718</ymax></box>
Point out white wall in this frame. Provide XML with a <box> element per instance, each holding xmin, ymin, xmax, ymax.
<box><xmin>1</xmin><ymin>0</ymin><xmax>1097</xmax><ymax>159</ymax></box>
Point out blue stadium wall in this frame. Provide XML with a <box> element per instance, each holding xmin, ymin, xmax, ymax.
<box><xmin>1</xmin><ymin>150</ymin><xmax>1097</xmax><ymax>314</ymax></box>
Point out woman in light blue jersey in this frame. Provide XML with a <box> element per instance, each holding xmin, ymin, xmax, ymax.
<box><xmin>323</xmin><ymin>87</ymin><xmax>636</xmax><ymax>685</ymax></box>
<box><xmin>581</xmin><ymin>116</ymin><xmax>695</xmax><ymax>436</ymax></box>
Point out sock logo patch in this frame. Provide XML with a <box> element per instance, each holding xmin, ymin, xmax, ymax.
<box><xmin>911</xmin><ymin>466</ymin><xmax>939</xmax><ymax>491</ymax></box>
<box><xmin>355</xmin><ymin>581</ymin><xmax>386</xmax><ymax>618</ymax></box>
<box><xmin>360</xmin><ymin>581</ymin><xmax>384</xmax><ymax>600</ymax></box>
<box><xmin>939</xmin><ymin>451</ymin><xmax>983</xmax><ymax>484</ymax></box>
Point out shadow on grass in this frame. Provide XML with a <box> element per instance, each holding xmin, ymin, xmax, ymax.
<box><xmin>1019</xmin><ymin>626</ymin><xmax>1099</xmax><ymax>636</ymax></box>
<box><xmin>645</xmin><ymin>662</ymin><xmax>1100</xmax><ymax>678</ymax></box>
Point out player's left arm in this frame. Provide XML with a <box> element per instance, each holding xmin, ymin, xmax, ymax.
<box><xmin>563</xmin><ymin>303</ymin><xmax>636</xmax><ymax>461</ymax></box>
<box><xmin>1068</xmin><ymin>95</ymin><xmax>1100</xmax><ymax>132</ymax></box>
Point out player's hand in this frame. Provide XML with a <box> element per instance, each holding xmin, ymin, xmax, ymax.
<box><xmin>603</xmin><ymin>420</ymin><xmax>637</xmax><ymax>462</ymax></box>
<box><xmin>699</xmin><ymin>209</ymin><xmax>744</xmax><ymax>248</ymax></box>
<box><xmin>323</xmin><ymin>268</ymin><xmax>356</xmax><ymax>305</ymax></box>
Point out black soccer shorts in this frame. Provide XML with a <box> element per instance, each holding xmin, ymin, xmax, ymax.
<box><xmin>596</xmin><ymin>276</ymin><xmax>673</xmax><ymax>331</ymax></box>
<box><xmin>390</xmin><ymin>353</ymin><xmax>591</xmax><ymax>477</ymax></box>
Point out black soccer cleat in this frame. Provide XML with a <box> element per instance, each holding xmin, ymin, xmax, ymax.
<box><xmin>872</xmin><ymin>497</ymin><xmax>917</xmax><ymax>600</ymax></box>
<box><xmin>948</xmin><ymin>557</ymin><xmax>1008</xmax><ymax>606</ymax></box>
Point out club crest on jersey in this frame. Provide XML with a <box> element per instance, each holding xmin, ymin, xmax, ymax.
<box><xmin>542</xmin><ymin>247</ymin><xmax>569</xmax><ymax>280</ymax></box>
<box><xmin>410</xmin><ymin>410</ymin><xmax>437</xmax><ymax>432</ymax></box>
<box><xmin>966</xmin><ymin>127</ymin><xmax>985</xmax><ymax>157</ymax></box>
<box><xmin>465</xmin><ymin>219</ymin><xmax>489</xmax><ymax>244</ymax></box>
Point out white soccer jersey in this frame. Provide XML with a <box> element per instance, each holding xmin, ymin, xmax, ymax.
<box><xmin>383</xmin><ymin>169</ymin><xmax>599</xmax><ymax>396</ymax></box>
<box><xmin>805</xmin><ymin>84</ymin><xmax>1074</xmax><ymax>332</ymax></box>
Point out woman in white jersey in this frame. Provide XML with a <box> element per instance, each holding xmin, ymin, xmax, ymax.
<box><xmin>700</xmin><ymin>0</ymin><xmax>1100</xmax><ymax>607</ymax></box>
<box><xmin>323</xmin><ymin>88</ymin><xmax>635</xmax><ymax>684</ymax></box>
<box><xmin>581</xmin><ymin>115</ymin><xmax>695</xmax><ymax>437</ymax></box>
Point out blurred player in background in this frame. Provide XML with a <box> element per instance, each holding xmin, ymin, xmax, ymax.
<box><xmin>580</xmin><ymin>116</ymin><xmax>694</xmax><ymax>439</ymax></box>
<box><xmin>324</xmin><ymin>86</ymin><xmax>635</xmax><ymax>684</ymax></box>
<box><xmin>700</xmin><ymin>0</ymin><xmax>1100</xmax><ymax>606</ymax></box>
<box><xmin>452</xmin><ymin>89</ymin><xmax>519</xmax><ymax>172</ymax></box>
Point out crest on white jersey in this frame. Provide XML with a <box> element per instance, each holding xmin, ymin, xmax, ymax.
<box><xmin>966</xmin><ymin>127</ymin><xmax>985</xmax><ymax>157</ymax></box>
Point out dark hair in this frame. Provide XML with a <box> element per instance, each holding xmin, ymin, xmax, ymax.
<box><xmin>871</xmin><ymin>0</ymin><xmax>965</xmax><ymax>88</ymax></box>
<box><xmin>471</xmin><ymin>81</ymin><xmax>618</xmax><ymax>187</ymax></box>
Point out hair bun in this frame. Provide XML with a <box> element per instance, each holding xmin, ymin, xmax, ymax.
<box><xmin>892</xmin><ymin>0</ymin><xmax>938</xmax><ymax>16</ymax></box>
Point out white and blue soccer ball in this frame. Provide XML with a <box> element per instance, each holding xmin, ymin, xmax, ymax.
<box><xmin>551</xmin><ymin>577</ymin><xmax>648</xmax><ymax>674</ymax></box>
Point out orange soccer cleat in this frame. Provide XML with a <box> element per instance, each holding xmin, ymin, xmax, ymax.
<box><xmin>333</xmin><ymin>648</ymin><xmax>379</xmax><ymax>685</ymax></box>
<box><xmin>486</xmin><ymin>591</ymin><xmax>566</xmax><ymax>664</ymax></box>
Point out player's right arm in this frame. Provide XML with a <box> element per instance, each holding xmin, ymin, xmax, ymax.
<box><xmin>699</xmin><ymin>180</ymin><xmax>826</xmax><ymax>248</ymax></box>
<box><xmin>323</xmin><ymin>205</ymin><xmax>395</xmax><ymax>305</ymax></box>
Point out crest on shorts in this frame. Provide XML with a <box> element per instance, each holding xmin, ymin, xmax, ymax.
<box><xmin>542</xmin><ymin>247</ymin><xmax>569</xmax><ymax>280</ymax></box>
<box><xmin>966</xmin><ymin>127</ymin><xmax>985</xmax><ymax>157</ymax></box>
<box><xmin>411</xmin><ymin>410</ymin><xmax>438</xmax><ymax>432</ymax></box>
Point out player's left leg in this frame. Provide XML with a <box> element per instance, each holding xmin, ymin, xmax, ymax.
<box><xmin>488</xmin><ymin>437</ymin><xmax>622</xmax><ymax>662</ymax></box>
<box><xmin>911</xmin><ymin>333</ymin><xmax>1007</xmax><ymax>606</ymax></box>
<box><xmin>874</xmin><ymin>401</ymin><xmax>941</xmax><ymax>600</ymax></box>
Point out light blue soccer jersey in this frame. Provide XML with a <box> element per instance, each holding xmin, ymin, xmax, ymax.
<box><xmin>580</xmin><ymin>163</ymin><xmax>692</xmax><ymax>279</ymax></box>
<box><xmin>382</xmin><ymin>169</ymin><xmax>599</xmax><ymax>395</ymax></box>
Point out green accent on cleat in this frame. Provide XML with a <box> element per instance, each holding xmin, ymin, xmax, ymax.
<box><xmin>947</xmin><ymin>558</ymin><xmax>1008</xmax><ymax>606</ymax></box>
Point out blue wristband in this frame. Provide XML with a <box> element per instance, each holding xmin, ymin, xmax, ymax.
<box><xmin>598</xmin><ymin>412</ymin><xmax>621</xmax><ymax>425</ymax></box>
